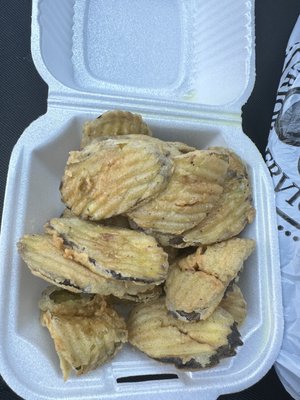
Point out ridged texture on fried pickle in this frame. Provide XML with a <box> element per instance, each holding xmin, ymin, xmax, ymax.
<box><xmin>220</xmin><ymin>284</ymin><xmax>247</xmax><ymax>326</ymax></box>
<box><xmin>165</xmin><ymin>238</ymin><xmax>254</xmax><ymax>321</ymax></box>
<box><xmin>81</xmin><ymin>110</ymin><xmax>152</xmax><ymax>148</ymax></box>
<box><xmin>61</xmin><ymin>208</ymin><xmax>131</xmax><ymax>229</ymax></box>
<box><xmin>18</xmin><ymin>234</ymin><xmax>159</xmax><ymax>297</ymax></box>
<box><xmin>178</xmin><ymin>148</ymin><xmax>255</xmax><ymax>247</ymax></box>
<box><xmin>165</xmin><ymin>264</ymin><xmax>225</xmax><ymax>321</ymax></box>
<box><xmin>45</xmin><ymin>217</ymin><xmax>169</xmax><ymax>284</ymax></box>
<box><xmin>39</xmin><ymin>285</ymin><xmax>107</xmax><ymax>316</ymax></box>
<box><xmin>88</xmin><ymin>134</ymin><xmax>196</xmax><ymax>157</ymax></box>
<box><xmin>40</xmin><ymin>288</ymin><xmax>127</xmax><ymax>380</ymax></box>
<box><xmin>128</xmin><ymin>298</ymin><xmax>242</xmax><ymax>369</ymax></box>
<box><xmin>178</xmin><ymin>238</ymin><xmax>255</xmax><ymax>285</ymax></box>
<box><xmin>60</xmin><ymin>138</ymin><xmax>174</xmax><ymax>220</ymax></box>
<box><xmin>128</xmin><ymin>150</ymin><xmax>229</xmax><ymax>235</ymax></box>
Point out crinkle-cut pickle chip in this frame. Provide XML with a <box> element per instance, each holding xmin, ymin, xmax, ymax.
<box><xmin>40</xmin><ymin>291</ymin><xmax>127</xmax><ymax>380</ymax></box>
<box><xmin>61</xmin><ymin>208</ymin><xmax>131</xmax><ymax>230</ymax></box>
<box><xmin>165</xmin><ymin>238</ymin><xmax>254</xmax><ymax>321</ymax></box>
<box><xmin>17</xmin><ymin>234</ymin><xmax>158</xmax><ymax>298</ymax></box>
<box><xmin>210</xmin><ymin>147</ymin><xmax>247</xmax><ymax>176</ymax></box>
<box><xmin>220</xmin><ymin>284</ymin><xmax>247</xmax><ymax>326</ymax></box>
<box><xmin>89</xmin><ymin>134</ymin><xmax>197</xmax><ymax>157</ymax></box>
<box><xmin>165</xmin><ymin>263</ymin><xmax>226</xmax><ymax>322</ymax></box>
<box><xmin>128</xmin><ymin>150</ymin><xmax>229</xmax><ymax>235</ymax></box>
<box><xmin>45</xmin><ymin>217</ymin><xmax>169</xmax><ymax>284</ymax></box>
<box><xmin>81</xmin><ymin>110</ymin><xmax>152</xmax><ymax>148</ymax></box>
<box><xmin>39</xmin><ymin>285</ymin><xmax>109</xmax><ymax>317</ymax></box>
<box><xmin>181</xmin><ymin>176</ymin><xmax>255</xmax><ymax>246</ymax></box>
<box><xmin>161</xmin><ymin>148</ymin><xmax>256</xmax><ymax>248</ymax></box>
<box><xmin>60</xmin><ymin>137</ymin><xmax>174</xmax><ymax>221</ymax></box>
<box><xmin>128</xmin><ymin>298</ymin><xmax>242</xmax><ymax>369</ymax></box>
<box><xmin>178</xmin><ymin>238</ymin><xmax>255</xmax><ymax>285</ymax></box>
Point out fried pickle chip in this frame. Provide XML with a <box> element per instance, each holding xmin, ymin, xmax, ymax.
<box><xmin>18</xmin><ymin>234</ymin><xmax>158</xmax><ymax>298</ymax></box>
<box><xmin>220</xmin><ymin>284</ymin><xmax>247</xmax><ymax>326</ymax></box>
<box><xmin>81</xmin><ymin>110</ymin><xmax>152</xmax><ymax>148</ymax></box>
<box><xmin>89</xmin><ymin>134</ymin><xmax>196</xmax><ymax>157</ymax></box>
<box><xmin>165</xmin><ymin>263</ymin><xmax>225</xmax><ymax>321</ymax></box>
<box><xmin>60</xmin><ymin>137</ymin><xmax>174</xmax><ymax>220</ymax></box>
<box><xmin>45</xmin><ymin>217</ymin><xmax>169</xmax><ymax>284</ymax></box>
<box><xmin>39</xmin><ymin>285</ymin><xmax>107</xmax><ymax>317</ymax></box>
<box><xmin>176</xmin><ymin>148</ymin><xmax>255</xmax><ymax>247</ymax></box>
<box><xmin>178</xmin><ymin>238</ymin><xmax>255</xmax><ymax>285</ymax></box>
<box><xmin>40</xmin><ymin>289</ymin><xmax>127</xmax><ymax>380</ymax></box>
<box><xmin>165</xmin><ymin>238</ymin><xmax>254</xmax><ymax>321</ymax></box>
<box><xmin>128</xmin><ymin>150</ymin><xmax>229</xmax><ymax>235</ymax></box>
<box><xmin>128</xmin><ymin>298</ymin><xmax>242</xmax><ymax>369</ymax></box>
<box><xmin>61</xmin><ymin>208</ymin><xmax>131</xmax><ymax>229</ymax></box>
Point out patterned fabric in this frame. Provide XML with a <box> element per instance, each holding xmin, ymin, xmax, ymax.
<box><xmin>266</xmin><ymin>15</ymin><xmax>300</xmax><ymax>400</ymax></box>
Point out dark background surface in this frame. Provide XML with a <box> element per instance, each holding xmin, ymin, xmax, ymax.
<box><xmin>0</xmin><ymin>0</ymin><xmax>299</xmax><ymax>399</ymax></box>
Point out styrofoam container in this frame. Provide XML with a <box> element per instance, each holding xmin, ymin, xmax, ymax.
<box><xmin>0</xmin><ymin>1</ymin><xmax>283</xmax><ymax>399</ymax></box>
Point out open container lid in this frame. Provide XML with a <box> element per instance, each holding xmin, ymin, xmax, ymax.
<box><xmin>32</xmin><ymin>0</ymin><xmax>255</xmax><ymax>117</ymax></box>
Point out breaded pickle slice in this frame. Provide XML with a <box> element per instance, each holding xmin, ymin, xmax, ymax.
<box><xmin>128</xmin><ymin>298</ymin><xmax>242</xmax><ymax>369</ymax></box>
<box><xmin>61</xmin><ymin>208</ymin><xmax>131</xmax><ymax>229</ymax></box>
<box><xmin>128</xmin><ymin>150</ymin><xmax>229</xmax><ymax>235</ymax></box>
<box><xmin>81</xmin><ymin>110</ymin><xmax>152</xmax><ymax>148</ymax></box>
<box><xmin>178</xmin><ymin>238</ymin><xmax>255</xmax><ymax>285</ymax></box>
<box><xmin>39</xmin><ymin>285</ymin><xmax>107</xmax><ymax>317</ymax></box>
<box><xmin>220</xmin><ymin>284</ymin><xmax>247</xmax><ymax>326</ymax></box>
<box><xmin>165</xmin><ymin>263</ymin><xmax>225</xmax><ymax>321</ymax></box>
<box><xmin>60</xmin><ymin>137</ymin><xmax>174</xmax><ymax>220</ymax></box>
<box><xmin>177</xmin><ymin>148</ymin><xmax>255</xmax><ymax>247</ymax></box>
<box><xmin>18</xmin><ymin>234</ymin><xmax>158</xmax><ymax>297</ymax></box>
<box><xmin>89</xmin><ymin>134</ymin><xmax>196</xmax><ymax>157</ymax></box>
<box><xmin>40</xmin><ymin>288</ymin><xmax>127</xmax><ymax>380</ymax></box>
<box><xmin>45</xmin><ymin>217</ymin><xmax>169</xmax><ymax>284</ymax></box>
<box><xmin>165</xmin><ymin>238</ymin><xmax>254</xmax><ymax>321</ymax></box>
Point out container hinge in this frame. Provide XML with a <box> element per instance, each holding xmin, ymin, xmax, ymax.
<box><xmin>47</xmin><ymin>92</ymin><xmax>242</xmax><ymax>126</ymax></box>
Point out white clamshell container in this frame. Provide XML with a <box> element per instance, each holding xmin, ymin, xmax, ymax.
<box><xmin>0</xmin><ymin>1</ymin><xmax>283</xmax><ymax>399</ymax></box>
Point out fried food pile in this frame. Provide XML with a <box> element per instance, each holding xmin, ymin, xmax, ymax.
<box><xmin>17</xmin><ymin>110</ymin><xmax>256</xmax><ymax>379</ymax></box>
